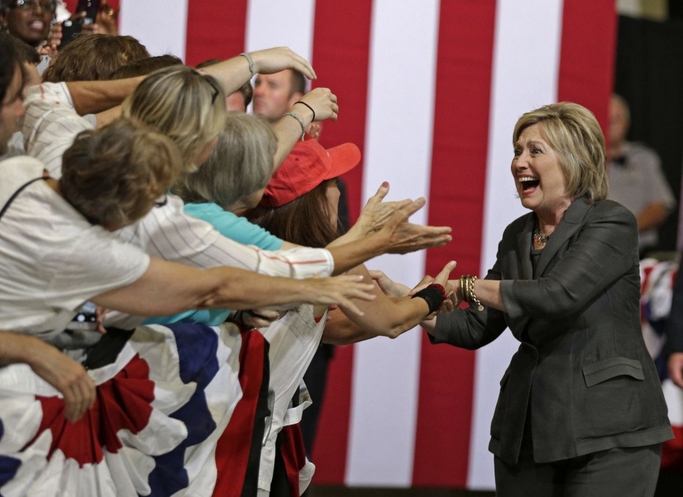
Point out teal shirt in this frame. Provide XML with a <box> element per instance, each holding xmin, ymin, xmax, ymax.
<box><xmin>143</xmin><ymin>202</ymin><xmax>284</xmax><ymax>326</ymax></box>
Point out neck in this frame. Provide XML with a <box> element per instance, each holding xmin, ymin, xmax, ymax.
<box><xmin>536</xmin><ymin>198</ymin><xmax>572</xmax><ymax>235</ymax></box>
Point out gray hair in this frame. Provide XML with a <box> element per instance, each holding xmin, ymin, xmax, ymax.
<box><xmin>180</xmin><ymin>113</ymin><xmax>277</xmax><ymax>209</ymax></box>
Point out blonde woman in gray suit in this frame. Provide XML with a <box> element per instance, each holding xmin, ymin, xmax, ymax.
<box><xmin>379</xmin><ymin>102</ymin><xmax>673</xmax><ymax>496</ymax></box>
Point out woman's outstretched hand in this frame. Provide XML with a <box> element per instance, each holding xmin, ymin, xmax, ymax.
<box><xmin>347</xmin><ymin>183</ymin><xmax>412</xmax><ymax>241</ymax></box>
<box><xmin>376</xmin><ymin>197</ymin><xmax>452</xmax><ymax>254</ymax></box>
<box><xmin>302</xmin><ymin>275</ymin><xmax>376</xmax><ymax>317</ymax></box>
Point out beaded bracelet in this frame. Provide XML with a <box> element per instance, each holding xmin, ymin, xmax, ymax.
<box><xmin>239</xmin><ymin>52</ymin><xmax>254</xmax><ymax>76</ymax></box>
<box><xmin>283</xmin><ymin>111</ymin><xmax>306</xmax><ymax>141</ymax></box>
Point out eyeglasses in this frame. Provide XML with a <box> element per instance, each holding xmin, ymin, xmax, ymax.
<box><xmin>154</xmin><ymin>194</ymin><xmax>168</xmax><ymax>208</ymax></box>
<box><xmin>202</xmin><ymin>75</ymin><xmax>221</xmax><ymax>105</ymax></box>
<box><xmin>11</xmin><ymin>0</ymin><xmax>55</xmax><ymax>15</ymax></box>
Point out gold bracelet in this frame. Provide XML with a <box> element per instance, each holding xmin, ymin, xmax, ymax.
<box><xmin>468</xmin><ymin>276</ymin><xmax>484</xmax><ymax>312</ymax></box>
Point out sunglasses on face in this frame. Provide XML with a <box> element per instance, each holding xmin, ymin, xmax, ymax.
<box><xmin>11</xmin><ymin>0</ymin><xmax>54</xmax><ymax>15</ymax></box>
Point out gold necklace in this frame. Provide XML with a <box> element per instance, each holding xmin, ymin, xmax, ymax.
<box><xmin>533</xmin><ymin>226</ymin><xmax>552</xmax><ymax>245</ymax></box>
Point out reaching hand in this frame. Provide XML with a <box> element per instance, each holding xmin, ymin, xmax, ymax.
<box><xmin>350</xmin><ymin>183</ymin><xmax>412</xmax><ymax>239</ymax></box>
<box><xmin>669</xmin><ymin>353</ymin><xmax>683</xmax><ymax>389</ymax></box>
<box><xmin>303</xmin><ymin>275</ymin><xmax>376</xmax><ymax>317</ymax></box>
<box><xmin>28</xmin><ymin>340</ymin><xmax>96</xmax><ymax>423</ymax></box>
<box><xmin>250</xmin><ymin>47</ymin><xmax>317</xmax><ymax>80</ymax></box>
<box><xmin>295</xmin><ymin>88</ymin><xmax>339</xmax><ymax>122</ymax></box>
<box><xmin>377</xmin><ymin>198</ymin><xmax>452</xmax><ymax>254</ymax></box>
<box><xmin>369</xmin><ymin>269</ymin><xmax>412</xmax><ymax>298</ymax></box>
<box><xmin>431</xmin><ymin>261</ymin><xmax>458</xmax><ymax>314</ymax></box>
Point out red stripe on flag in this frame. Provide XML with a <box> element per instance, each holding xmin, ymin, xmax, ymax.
<box><xmin>412</xmin><ymin>0</ymin><xmax>498</xmax><ymax>487</ymax></box>
<box><xmin>185</xmin><ymin>0</ymin><xmax>248</xmax><ymax>66</ymax></box>
<box><xmin>556</xmin><ymin>0</ymin><xmax>617</xmax><ymax>134</ymax></box>
<box><xmin>310</xmin><ymin>1</ymin><xmax>373</xmax><ymax>224</ymax></box>
<box><xmin>307</xmin><ymin>0</ymin><xmax>373</xmax><ymax>484</ymax></box>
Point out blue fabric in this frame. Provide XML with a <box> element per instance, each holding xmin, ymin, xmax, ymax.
<box><xmin>145</xmin><ymin>323</ymin><xmax>220</xmax><ymax>496</ymax></box>
<box><xmin>186</xmin><ymin>203</ymin><xmax>283</xmax><ymax>251</ymax></box>
<box><xmin>0</xmin><ymin>419</ymin><xmax>22</xmax><ymax>492</ymax></box>
<box><xmin>143</xmin><ymin>202</ymin><xmax>283</xmax><ymax>326</ymax></box>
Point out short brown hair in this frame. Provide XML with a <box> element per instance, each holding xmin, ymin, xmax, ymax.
<box><xmin>60</xmin><ymin>118</ymin><xmax>182</xmax><ymax>230</ymax></box>
<box><xmin>513</xmin><ymin>102</ymin><xmax>608</xmax><ymax>203</ymax></box>
<box><xmin>246</xmin><ymin>179</ymin><xmax>339</xmax><ymax>248</ymax></box>
<box><xmin>42</xmin><ymin>34</ymin><xmax>149</xmax><ymax>82</ymax></box>
<box><xmin>110</xmin><ymin>54</ymin><xmax>183</xmax><ymax>80</ymax></box>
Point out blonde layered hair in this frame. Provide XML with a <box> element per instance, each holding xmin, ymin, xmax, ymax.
<box><xmin>513</xmin><ymin>102</ymin><xmax>608</xmax><ymax>203</ymax></box>
<box><xmin>122</xmin><ymin>65</ymin><xmax>226</xmax><ymax>173</ymax></box>
<box><xmin>181</xmin><ymin>113</ymin><xmax>277</xmax><ymax>209</ymax></box>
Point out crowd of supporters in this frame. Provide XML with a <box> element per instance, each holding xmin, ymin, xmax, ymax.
<box><xmin>0</xmin><ymin>2</ymin><xmax>455</xmax><ymax>495</ymax></box>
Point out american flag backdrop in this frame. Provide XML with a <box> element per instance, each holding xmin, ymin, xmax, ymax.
<box><xmin>67</xmin><ymin>0</ymin><xmax>618</xmax><ymax>489</ymax></box>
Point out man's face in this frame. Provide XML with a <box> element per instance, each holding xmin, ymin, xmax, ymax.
<box><xmin>608</xmin><ymin>96</ymin><xmax>629</xmax><ymax>148</ymax></box>
<box><xmin>253</xmin><ymin>70</ymin><xmax>302</xmax><ymax>123</ymax></box>
<box><xmin>0</xmin><ymin>65</ymin><xmax>26</xmax><ymax>155</ymax></box>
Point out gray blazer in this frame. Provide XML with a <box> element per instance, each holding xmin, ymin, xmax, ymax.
<box><xmin>431</xmin><ymin>197</ymin><xmax>673</xmax><ymax>464</ymax></box>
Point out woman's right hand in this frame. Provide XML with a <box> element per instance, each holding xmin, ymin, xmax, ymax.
<box><xmin>302</xmin><ymin>275</ymin><xmax>376</xmax><ymax>316</ymax></box>
<box><xmin>27</xmin><ymin>339</ymin><xmax>96</xmax><ymax>423</ymax></box>
<box><xmin>295</xmin><ymin>87</ymin><xmax>339</xmax><ymax>122</ymax></box>
<box><xmin>250</xmin><ymin>47</ymin><xmax>317</xmax><ymax>80</ymax></box>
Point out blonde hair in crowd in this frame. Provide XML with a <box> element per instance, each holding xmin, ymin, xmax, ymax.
<box><xmin>181</xmin><ymin>113</ymin><xmax>278</xmax><ymax>209</ymax></box>
<box><xmin>121</xmin><ymin>65</ymin><xmax>227</xmax><ymax>173</ymax></box>
<box><xmin>513</xmin><ymin>101</ymin><xmax>609</xmax><ymax>203</ymax></box>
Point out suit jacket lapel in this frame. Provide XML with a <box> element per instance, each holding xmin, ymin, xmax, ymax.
<box><xmin>536</xmin><ymin>197</ymin><xmax>591</xmax><ymax>277</ymax></box>
<box><xmin>516</xmin><ymin>215</ymin><xmax>535</xmax><ymax>280</ymax></box>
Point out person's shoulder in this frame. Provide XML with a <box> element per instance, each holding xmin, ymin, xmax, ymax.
<box><xmin>0</xmin><ymin>156</ymin><xmax>46</xmax><ymax>185</ymax></box>
<box><xmin>625</xmin><ymin>141</ymin><xmax>661</xmax><ymax>163</ymax></box>
<box><xmin>586</xmin><ymin>199</ymin><xmax>637</xmax><ymax>227</ymax></box>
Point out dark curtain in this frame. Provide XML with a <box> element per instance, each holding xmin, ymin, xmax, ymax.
<box><xmin>614</xmin><ymin>15</ymin><xmax>683</xmax><ymax>252</ymax></box>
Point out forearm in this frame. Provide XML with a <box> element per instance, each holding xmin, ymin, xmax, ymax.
<box><xmin>95</xmin><ymin>105</ymin><xmax>122</xmax><ymax>128</ymax></box>
<box><xmin>201</xmin><ymin>55</ymin><xmax>254</xmax><ymax>98</ymax></box>
<box><xmin>327</xmin><ymin>233</ymin><xmax>385</xmax><ymax>275</ymax></box>
<box><xmin>323</xmin><ymin>308</ymin><xmax>376</xmax><ymax>345</ymax></box>
<box><xmin>198</xmin><ymin>267</ymin><xmax>320</xmax><ymax>310</ymax></box>
<box><xmin>472</xmin><ymin>279</ymin><xmax>505</xmax><ymax>312</ymax></box>
<box><xmin>67</xmin><ymin>77</ymin><xmax>144</xmax><ymax>115</ymax></box>
<box><xmin>637</xmin><ymin>202</ymin><xmax>669</xmax><ymax>232</ymax></box>
<box><xmin>272</xmin><ymin>104</ymin><xmax>314</xmax><ymax>171</ymax></box>
<box><xmin>0</xmin><ymin>331</ymin><xmax>45</xmax><ymax>367</ymax></box>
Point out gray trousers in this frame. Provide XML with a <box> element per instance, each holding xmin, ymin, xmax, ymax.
<box><xmin>494</xmin><ymin>444</ymin><xmax>662</xmax><ymax>497</ymax></box>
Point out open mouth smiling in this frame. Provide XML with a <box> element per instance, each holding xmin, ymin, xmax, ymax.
<box><xmin>518</xmin><ymin>176</ymin><xmax>540</xmax><ymax>194</ymax></box>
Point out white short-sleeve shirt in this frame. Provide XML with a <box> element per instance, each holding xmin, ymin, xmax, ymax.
<box><xmin>0</xmin><ymin>157</ymin><xmax>150</xmax><ymax>338</ymax></box>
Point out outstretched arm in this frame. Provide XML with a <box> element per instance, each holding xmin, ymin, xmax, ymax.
<box><xmin>91</xmin><ymin>257</ymin><xmax>376</xmax><ymax>318</ymax></box>
<box><xmin>323</xmin><ymin>261</ymin><xmax>456</xmax><ymax>344</ymax></box>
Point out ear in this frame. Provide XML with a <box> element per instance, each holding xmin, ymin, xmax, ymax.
<box><xmin>288</xmin><ymin>91</ymin><xmax>304</xmax><ymax>108</ymax></box>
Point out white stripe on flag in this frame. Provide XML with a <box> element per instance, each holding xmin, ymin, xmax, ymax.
<box><xmin>118</xmin><ymin>0</ymin><xmax>189</xmax><ymax>59</ymax></box>
<box><xmin>245</xmin><ymin>0</ymin><xmax>317</xmax><ymax>63</ymax></box>
<box><xmin>346</xmin><ymin>0</ymin><xmax>441</xmax><ymax>487</ymax></box>
<box><xmin>467</xmin><ymin>0</ymin><xmax>565</xmax><ymax>489</ymax></box>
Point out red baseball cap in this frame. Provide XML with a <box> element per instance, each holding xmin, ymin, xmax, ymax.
<box><xmin>260</xmin><ymin>138</ymin><xmax>361</xmax><ymax>207</ymax></box>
